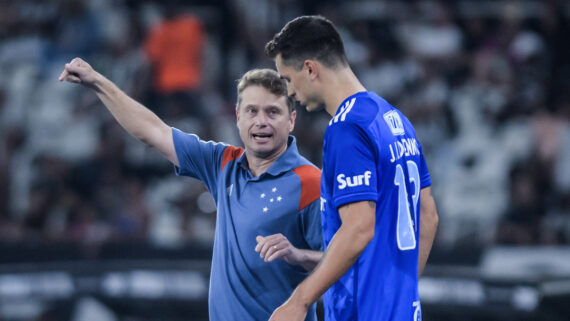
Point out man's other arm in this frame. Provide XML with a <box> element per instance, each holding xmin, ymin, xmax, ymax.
<box><xmin>418</xmin><ymin>187</ymin><xmax>438</xmax><ymax>277</ymax></box>
<box><xmin>59</xmin><ymin>58</ymin><xmax>178</xmax><ymax>166</ymax></box>
<box><xmin>255</xmin><ymin>234</ymin><xmax>323</xmax><ymax>271</ymax></box>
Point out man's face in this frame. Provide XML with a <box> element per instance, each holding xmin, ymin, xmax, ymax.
<box><xmin>275</xmin><ymin>54</ymin><xmax>324</xmax><ymax>112</ymax></box>
<box><xmin>236</xmin><ymin>85</ymin><xmax>296</xmax><ymax>159</ymax></box>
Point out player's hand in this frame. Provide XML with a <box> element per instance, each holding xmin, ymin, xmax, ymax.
<box><xmin>255</xmin><ymin>234</ymin><xmax>302</xmax><ymax>265</ymax></box>
<box><xmin>268</xmin><ymin>299</ymin><xmax>307</xmax><ymax>321</ymax></box>
<box><xmin>58</xmin><ymin>57</ymin><xmax>99</xmax><ymax>87</ymax></box>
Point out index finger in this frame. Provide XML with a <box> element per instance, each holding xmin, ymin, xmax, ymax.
<box><xmin>58</xmin><ymin>64</ymin><xmax>70</xmax><ymax>82</ymax></box>
<box><xmin>255</xmin><ymin>235</ymin><xmax>265</xmax><ymax>252</ymax></box>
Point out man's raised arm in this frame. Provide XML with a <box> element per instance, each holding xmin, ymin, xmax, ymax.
<box><xmin>59</xmin><ymin>57</ymin><xmax>178</xmax><ymax>166</ymax></box>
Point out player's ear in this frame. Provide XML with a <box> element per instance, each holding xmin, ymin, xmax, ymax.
<box><xmin>304</xmin><ymin>60</ymin><xmax>319</xmax><ymax>80</ymax></box>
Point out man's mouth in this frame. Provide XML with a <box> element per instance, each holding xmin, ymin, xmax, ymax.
<box><xmin>252</xmin><ymin>133</ymin><xmax>272</xmax><ymax>140</ymax></box>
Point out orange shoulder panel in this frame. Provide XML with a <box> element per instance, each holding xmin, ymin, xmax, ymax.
<box><xmin>293</xmin><ymin>165</ymin><xmax>321</xmax><ymax>211</ymax></box>
<box><xmin>221</xmin><ymin>146</ymin><xmax>244</xmax><ymax>171</ymax></box>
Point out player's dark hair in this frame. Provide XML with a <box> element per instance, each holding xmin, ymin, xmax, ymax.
<box><xmin>236</xmin><ymin>69</ymin><xmax>295</xmax><ymax>113</ymax></box>
<box><xmin>265</xmin><ymin>15</ymin><xmax>348</xmax><ymax>70</ymax></box>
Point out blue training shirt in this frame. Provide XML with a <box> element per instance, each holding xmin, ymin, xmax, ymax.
<box><xmin>321</xmin><ymin>92</ymin><xmax>431</xmax><ymax>321</ymax></box>
<box><xmin>172</xmin><ymin>129</ymin><xmax>322</xmax><ymax>321</ymax></box>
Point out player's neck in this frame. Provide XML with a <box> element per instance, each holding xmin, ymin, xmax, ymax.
<box><xmin>323</xmin><ymin>68</ymin><xmax>366</xmax><ymax>117</ymax></box>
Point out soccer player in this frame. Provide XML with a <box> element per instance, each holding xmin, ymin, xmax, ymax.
<box><xmin>265</xmin><ymin>16</ymin><xmax>439</xmax><ymax>321</ymax></box>
<box><xmin>59</xmin><ymin>59</ymin><xmax>323</xmax><ymax>321</ymax></box>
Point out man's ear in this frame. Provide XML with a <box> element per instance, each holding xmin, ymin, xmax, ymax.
<box><xmin>289</xmin><ymin>110</ymin><xmax>297</xmax><ymax>132</ymax></box>
<box><xmin>304</xmin><ymin>60</ymin><xmax>319</xmax><ymax>80</ymax></box>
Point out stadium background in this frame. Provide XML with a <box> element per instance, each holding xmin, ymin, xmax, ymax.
<box><xmin>0</xmin><ymin>0</ymin><xmax>569</xmax><ymax>320</ymax></box>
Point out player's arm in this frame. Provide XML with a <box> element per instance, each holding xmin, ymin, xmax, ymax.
<box><xmin>418</xmin><ymin>186</ymin><xmax>438</xmax><ymax>277</ymax></box>
<box><xmin>269</xmin><ymin>200</ymin><xmax>375</xmax><ymax>321</ymax></box>
<box><xmin>58</xmin><ymin>58</ymin><xmax>178</xmax><ymax>166</ymax></box>
<box><xmin>255</xmin><ymin>234</ymin><xmax>323</xmax><ymax>271</ymax></box>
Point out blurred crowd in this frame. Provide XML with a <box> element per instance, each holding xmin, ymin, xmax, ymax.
<box><xmin>0</xmin><ymin>0</ymin><xmax>569</xmax><ymax>258</ymax></box>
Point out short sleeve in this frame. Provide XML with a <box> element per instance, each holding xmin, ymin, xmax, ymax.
<box><xmin>326</xmin><ymin>122</ymin><xmax>378</xmax><ymax>208</ymax></box>
<box><xmin>172</xmin><ymin>127</ymin><xmax>228</xmax><ymax>192</ymax></box>
<box><xmin>299</xmin><ymin>199</ymin><xmax>324</xmax><ymax>251</ymax></box>
<box><xmin>418</xmin><ymin>143</ymin><xmax>432</xmax><ymax>189</ymax></box>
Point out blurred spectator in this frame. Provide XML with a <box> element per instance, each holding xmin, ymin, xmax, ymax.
<box><xmin>554</xmin><ymin>98</ymin><xmax>570</xmax><ymax>193</ymax></box>
<box><xmin>53</xmin><ymin>0</ymin><xmax>102</xmax><ymax>58</ymax></box>
<box><xmin>397</xmin><ymin>2</ymin><xmax>463</xmax><ymax>60</ymax></box>
<box><xmin>111</xmin><ymin>177</ymin><xmax>151</xmax><ymax>240</ymax></box>
<box><xmin>497</xmin><ymin>158</ymin><xmax>548</xmax><ymax>245</ymax></box>
<box><xmin>144</xmin><ymin>1</ymin><xmax>206</xmax><ymax>119</ymax></box>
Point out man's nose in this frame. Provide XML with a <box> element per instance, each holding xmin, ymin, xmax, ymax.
<box><xmin>253</xmin><ymin>113</ymin><xmax>269</xmax><ymax>126</ymax></box>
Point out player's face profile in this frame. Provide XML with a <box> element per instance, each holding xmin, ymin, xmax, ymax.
<box><xmin>275</xmin><ymin>56</ymin><xmax>304</xmax><ymax>105</ymax></box>
<box><xmin>236</xmin><ymin>85</ymin><xmax>296</xmax><ymax>159</ymax></box>
<box><xmin>275</xmin><ymin>55</ymin><xmax>323</xmax><ymax>113</ymax></box>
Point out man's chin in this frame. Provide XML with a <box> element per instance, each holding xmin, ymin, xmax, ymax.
<box><xmin>249</xmin><ymin>146</ymin><xmax>276</xmax><ymax>159</ymax></box>
<box><xmin>249</xmin><ymin>142</ymin><xmax>275</xmax><ymax>156</ymax></box>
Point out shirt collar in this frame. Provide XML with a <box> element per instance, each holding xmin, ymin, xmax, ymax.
<box><xmin>237</xmin><ymin>135</ymin><xmax>300</xmax><ymax>178</ymax></box>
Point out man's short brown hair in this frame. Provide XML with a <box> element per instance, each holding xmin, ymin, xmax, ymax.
<box><xmin>236</xmin><ymin>69</ymin><xmax>295</xmax><ymax>113</ymax></box>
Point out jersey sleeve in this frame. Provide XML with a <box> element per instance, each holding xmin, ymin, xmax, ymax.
<box><xmin>418</xmin><ymin>142</ymin><xmax>432</xmax><ymax>189</ymax></box>
<box><xmin>299</xmin><ymin>199</ymin><xmax>324</xmax><ymax>251</ymax></box>
<box><xmin>326</xmin><ymin>122</ymin><xmax>378</xmax><ymax>209</ymax></box>
<box><xmin>172</xmin><ymin>127</ymin><xmax>227</xmax><ymax>193</ymax></box>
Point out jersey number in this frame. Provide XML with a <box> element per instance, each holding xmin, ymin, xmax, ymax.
<box><xmin>394</xmin><ymin>161</ymin><xmax>420</xmax><ymax>251</ymax></box>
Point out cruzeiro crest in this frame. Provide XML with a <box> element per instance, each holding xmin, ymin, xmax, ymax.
<box><xmin>259</xmin><ymin>186</ymin><xmax>283</xmax><ymax>214</ymax></box>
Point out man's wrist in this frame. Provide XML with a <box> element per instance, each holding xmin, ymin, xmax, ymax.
<box><xmin>287</xmin><ymin>247</ymin><xmax>303</xmax><ymax>266</ymax></box>
<box><xmin>91</xmin><ymin>72</ymin><xmax>107</xmax><ymax>92</ymax></box>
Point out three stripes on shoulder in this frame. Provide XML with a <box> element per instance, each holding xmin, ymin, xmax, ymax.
<box><xmin>329</xmin><ymin>98</ymin><xmax>356</xmax><ymax>125</ymax></box>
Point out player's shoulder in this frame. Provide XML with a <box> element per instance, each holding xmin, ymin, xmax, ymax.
<box><xmin>327</xmin><ymin>92</ymin><xmax>386</xmax><ymax>129</ymax></box>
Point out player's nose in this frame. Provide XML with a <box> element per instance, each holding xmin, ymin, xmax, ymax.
<box><xmin>287</xmin><ymin>85</ymin><xmax>295</xmax><ymax>98</ymax></box>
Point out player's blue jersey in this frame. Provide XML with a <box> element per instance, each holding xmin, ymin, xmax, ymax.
<box><xmin>172</xmin><ymin>130</ymin><xmax>322</xmax><ymax>321</ymax></box>
<box><xmin>321</xmin><ymin>92</ymin><xmax>431</xmax><ymax>321</ymax></box>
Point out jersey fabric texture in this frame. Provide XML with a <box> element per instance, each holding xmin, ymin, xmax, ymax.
<box><xmin>172</xmin><ymin>129</ymin><xmax>323</xmax><ymax>321</ymax></box>
<box><xmin>320</xmin><ymin>92</ymin><xmax>431</xmax><ymax>321</ymax></box>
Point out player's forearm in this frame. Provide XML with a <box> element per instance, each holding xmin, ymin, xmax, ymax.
<box><xmin>418</xmin><ymin>213</ymin><xmax>437</xmax><ymax>276</ymax></box>
<box><xmin>91</xmin><ymin>73</ymin><xmax>170</xmax><ymax>148</ymax></box>
<box><xmin>293</xmin><ymin>249</ymin><xmax>323</xmax><ymax>272</ymax></box>
<box><xmin>291</xmin><ymin>223</ymin><xmax>373</xmax><ymax>308</ymax></box>
<box><xmin>418</xmin><ymin>190</ymin><xmax>438</xmax><ymax>277</ymax></box>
